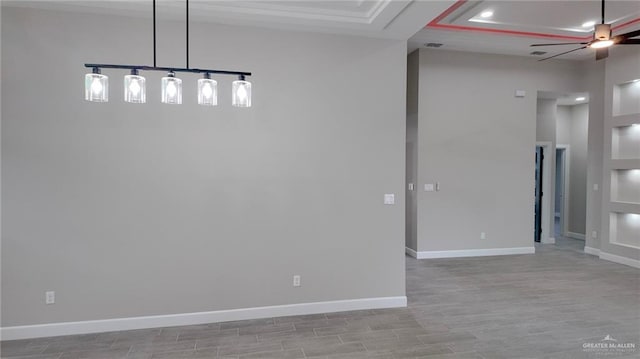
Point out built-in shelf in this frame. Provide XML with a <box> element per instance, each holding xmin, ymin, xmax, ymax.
<box><xmin>611</xmin><ymin>125</ymin><xmax>640</xmax><ymax>160</ymax></box>
<box><xmin>610</xmin><ymin>159</ymin><xmax>640</xmax><ymax>170</ymax></box>
<box><xmin>611</xmin><ymin>170</ymin><xmax>640</xmax><ymax>205</ymax></box>
<box><xmin>610</xmin><ymin>201</ymin><xmax>640</xmax><ymax>215</ymax></box>
<box><xmin>612</xmin><ymin>114</ymin><xmax>640</xmax><ymax>127</ymax></box>
<box><xmin>613</xmin><ymin>80</ymin><xmax>640</xmax><ymax>116</ymax></box>
<box><xmin>605</xmin><ymin>77</ymin><xmax>640</xmax><ymax>255</ymax></box>
<box><xmin>609</xmin><ymin>212</ymin><xmax>640</xmax><ymax>249</ymax></box>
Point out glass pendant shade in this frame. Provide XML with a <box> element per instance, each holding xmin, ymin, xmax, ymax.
<box><xmin>124</xmin><ymin>70</ymin><xmax>146</xmax><ymax>103</ymax></box>
<box><xmin>85</xmin><ymin>69</ymin><xmax>108</xmax><ymax>102</ymax></box>
<box><xmin>197</xmin><ymin>75</ymin><xmax>217</xmax><ymax>106</ymax></box>
<box><xmin>161</xmin><ymin>72</ymin><xmax>182</xmax><ymax>104</ymax></box>
<box><xmin>232</xmin><ymin>77</ymin><xmax>252</xmax><ymax>108</ymax></box>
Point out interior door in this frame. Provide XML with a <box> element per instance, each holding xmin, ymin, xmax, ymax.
<box><xmin>534</xmin><ymin>146</ymin><xmax>544</xmax><ymax>242</ymax></box>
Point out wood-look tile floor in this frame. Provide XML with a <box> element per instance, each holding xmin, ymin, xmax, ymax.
<box><xmin>3</xmin><ymin>238</ymin><xmax>639</xmax><ymax>358</ymax></box>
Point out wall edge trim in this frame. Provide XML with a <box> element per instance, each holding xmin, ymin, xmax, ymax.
<box><xmin>599</xmin><ymin>251</ymin><xmax>640</xmax><ymax>269</ymax></box>
<box><xmin>0</xmin><ymin>296</ymin><xmax>407</xmax><ymax>340</ymax></box>
<box><xmin>409</xmin><ymin>247</ymin><xmax>535</xmax><ymax>259</ymax></box>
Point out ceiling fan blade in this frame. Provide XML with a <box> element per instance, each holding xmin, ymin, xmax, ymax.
<box><xmin>531</xmin><ymin>43</ymin><xmax>588</xmax><ymax>47</ymax></box>
<box><xmin>538</xmin><ymin>46</ymin><xmax>588</xmax><ymax>61</ymax></box>
<box><xmin>618</xmin><ymin>39</ymin><xmax>640</xmax><ymax>45</ymax></box>
<box><xmin>616</xmin><ymin>29</ymin><xmax>640</xmax><ymax>40</ymax></box>
<box><xmin>596</xmin><ymin>48</ymin><xmax>608</xmax><ymax>61</ymax></box>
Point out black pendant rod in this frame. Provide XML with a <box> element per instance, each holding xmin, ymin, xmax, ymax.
<box><xmin>186</xmin><ymin>0</ymin><xmax>189</xmax><ymax>69</ymax></box>
<box><xmin>153</xmin><ymin>0</ymin><xmax>156</xmax><ymax>67</ymax></box>
<box><xmin>601</xmin><ymin>0</ymin><xmax>605</xmax><ymax>24</ymax></box>
<box><xmin>84</xmin><ymin>64</ymin><xmax>251</xmax><ymax>77</ymax></box>
<box><xmin>86</xmin><ymin>0</ymin><xmax>250</xmax><ymax>78</ymax></box>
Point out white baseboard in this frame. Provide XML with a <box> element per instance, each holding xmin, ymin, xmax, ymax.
<box><xmin>584</xmin><ymin>246</ymin><xmax>600</xmax><ymax>256</ymax></box>
<box><xmin>408</xmin><ymin>247</ymin><xmax>535</xmax><ymax>259</ymax></box>
<box><xmin>542</xmin><ymin>237</ymin><xmax>556</xmax><ymax>244</ymax></box>
<box><xmin>599</xmin><ymin>251</ymin><xmax>640</xmax><ymax>269</ymax></box>
<box><xmin>405</xmin><ymin>247</ymin><xmax>418</xmax><ymax>258</ymax></box>
<box><xmin>0</xmin><ymin>296</ymin><xmax>407</xmax><ymax>341</ymax></box>
<box><xmin>566</xmin><ymin>232</ymin><xmax>586</xmax><ymax>240</ymax></box>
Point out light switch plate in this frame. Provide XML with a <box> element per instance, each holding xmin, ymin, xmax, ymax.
<box><xmin>384</xmin><ymin>194</ymin><xmax>395</xmax><ymax>205</ymax></box>
<box><xmin>424</xmin><ymin>184</ymin><xmax>435</xmax><ymax>192</ymax></box>
<box><xmin>593</xmin><ymin>184</ymin><xmax>599</xmax><ymax>191</ymax></box>
<box><xmin>45</xmin><ymin>291</ymin><xmax>55</xmax><ymax>305</ymax></box>
<box><xmin>408</xmin><ymin>183</ymin><xmax>414</xmax><ymax>191</ymax></box>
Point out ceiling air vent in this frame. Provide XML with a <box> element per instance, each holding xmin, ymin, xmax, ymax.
<box><xmin>424</xmin><ymin>43</ymin><xmax>443</xmax><ymax>48</ymax></box>
<box><xmin>530</xmin><ymin>51</ymin><xmax>547</xmax><ymax>56</ymax></box>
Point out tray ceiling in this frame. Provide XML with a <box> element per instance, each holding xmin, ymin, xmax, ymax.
<box><xmin>410</xmin><ymin>0</ymin><xmax>640</xmax><ymax>60</ymax></box>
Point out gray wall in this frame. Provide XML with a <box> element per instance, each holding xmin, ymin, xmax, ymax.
<box><xmin>537</xmin><ymin>99</ymin><xmax>557</xmax><ymax>145</ymax></box>
<box><xmin>416</xmin><ymin>50</ymin><xmax>581</xmax><ymax>251</ymax></box>
<box><xmin>1</xmin><ymin>7</ymin><xmax>407</xmax><ymax>326</ymax></box>
<box><xmin>556</xmin><ymin>106</ymin><xmax>571</xmax><ymax>145</ymax></box>
<box><xmin>568</xmin><ymin>104</ymin><xmax>589</xmax><ymax>236</ymax></box>
<box><xmin>582</xmin><ymin>60</ymin><xmax>605</xmax><ymax>251</ymax></box>
<box><xmin>405</xmin><ymin>50</ymin><xmax>419</xmax><ymax>251</ymax></box>
<box><xmin>556</xmin><ymin>104</ymin><xmax>588</xmax><ymax>236</ymax></box>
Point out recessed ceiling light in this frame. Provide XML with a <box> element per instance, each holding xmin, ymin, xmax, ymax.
<box><xmin>480</xmin><ymin>10</ymin><xmax>493</xmax><ymax>18</ymax></box>
<box><xmin>575</xmin><ymin>97</ymin><xmax>586</xmax><ymax>101</ymax></box>
<box><xmin>582</xmin><ymin>20</ymin><xmax>596</xmax><ymax>28</ymax></box>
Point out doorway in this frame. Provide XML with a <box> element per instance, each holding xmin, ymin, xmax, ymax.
<box><xmin>534</xmin><ymin>146</ymin><xmax>544</xmax><ymax>242</ymax></box>
<box><xmin>555</xmin><ymin>147</ymin><xmax>567</xmax><ymax>237</ymax></box>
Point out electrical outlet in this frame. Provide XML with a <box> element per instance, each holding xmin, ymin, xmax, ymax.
<box><xmin>480</xmin><ymin>232</ymin><xmax>486</xmax><ymax>240</ymax></box>
<box><xmin>293</xmin><ymin>275</ymin><xmax>301</xmax><ymax>287</ymax></box>
<box><xmin>592</xmin><ymin>231</ymin><xmax>597</xmax><ymax>239</ymax></box>
<box><xmin>384</xmin><ymin>194</ymin><xmax>395</xmax><ymax>205</ymax></box>
<box><xmin>593</xmin><ymin>184</ymin><xmax>599</xmax><ymax>191</ymax></box>
<box><xmin>45</xmin><ymin>291</ymin><xmax>55</xmax><ymax>305</ymax></box>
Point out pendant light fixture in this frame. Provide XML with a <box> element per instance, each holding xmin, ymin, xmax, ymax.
<box><xmin>85</xmin><ymin>68</ymin><xmax>108</xmax><ymax>102</ymax></box>
<box><xmin>161</xmin><ymin>71</ymin><xmax>182</xmax><ymax>104</ymax></box>
<box><xmin>84</xmin><ymin>0</ymin><xmax>251</xmax><ymax>106</ymax></box>
<box><xmin>198</xmin><ymin>73</ymin><xmax>217</xmax><ymax>106</ymax></box>
<box><xmin>124</xmin><ymin>69</ymin><xmax>146</xmax><ymax>103</ymax></box>
<box><xmin>232</xmin><ymin>75</ymin><xmax>252</xmax><ymax>108</ymax></box>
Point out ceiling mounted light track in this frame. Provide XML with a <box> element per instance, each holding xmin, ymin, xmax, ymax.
<box><xmin>84</xmin><ymin>0</ymin><xmax>252</xmax><ymax>107</ymax></box>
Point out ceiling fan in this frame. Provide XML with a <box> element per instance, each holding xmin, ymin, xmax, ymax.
<box><xmin>530</xmin><ymin>0</ymin><xmax>640</xmax><ymax>61</ymax></box>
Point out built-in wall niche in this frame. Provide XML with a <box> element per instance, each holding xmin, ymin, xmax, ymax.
<box><xmin>613</xmin><ymin>80</ymin><xmax>640</xmax><ymax>116</ymax></box>
<box><xmin>612</xmin><ymin>124</ymin><xmax>640</xmax><ymax>159</ymax></box>
<box><xmin>609</xmin><ymin>212</ymin><xmax>640</xmax><ymax>249</ymax></box>
<box><xmin>611</xmin><ymin>169</ymin><xmax>640</xmax><ymax>204</ymax></box>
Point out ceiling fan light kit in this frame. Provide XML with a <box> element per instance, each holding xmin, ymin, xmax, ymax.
<box><xmin>530</xmin><ymin>0</ymin><xmax>639</xmax><ymax>61</ymax></box>
<box><xmin>84</xmin><ymin>0</ymin><xmax>252</xmax><ymax>107</ymax></box>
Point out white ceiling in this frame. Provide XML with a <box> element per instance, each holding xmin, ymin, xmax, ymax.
<box><xmin>409</xmin><ymin>0</ymin><xmax>640</xmax><ymax>61</ymax></box>
<box><xmin>2</xmin><ymin>0</ymin><xmax>454</xmax><ymax>40</ymax></box>
<box><xmin>5</xmin><ymin>0</ymin><xmax>638</xmax><ymax>61</ymax></box>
